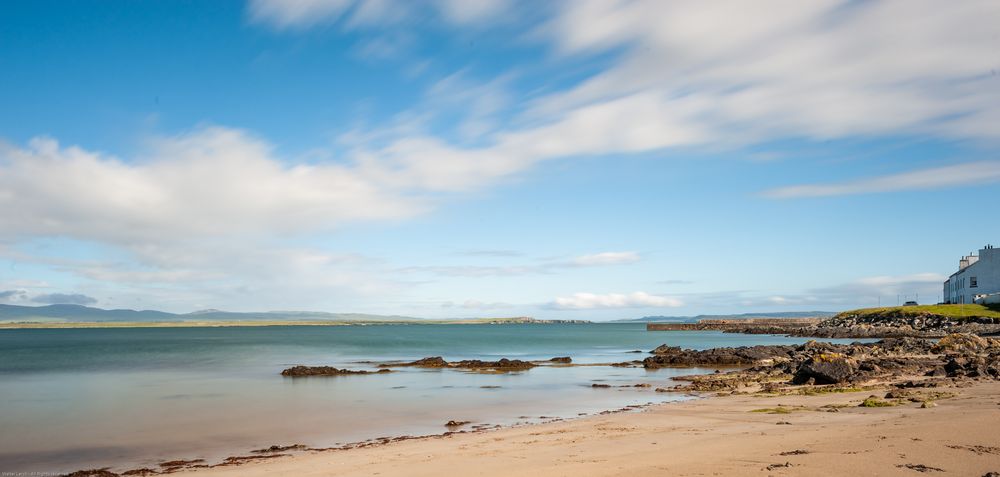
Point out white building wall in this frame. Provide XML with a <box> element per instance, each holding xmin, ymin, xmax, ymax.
<box><xmin>972</xmin><ymin>247</ymin><xmax>1000</xmax><ymax>303</ymax></box>
<box><xmin>943</xmin><ymin>246</ymin><xmax>1000</xmax><ymax>305</ymax></box>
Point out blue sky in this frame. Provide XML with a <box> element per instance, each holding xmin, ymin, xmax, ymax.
<box><xmin>1</xmin><ymin>0</ymin><xmax>998</xmax><ymax>319</ymax></box>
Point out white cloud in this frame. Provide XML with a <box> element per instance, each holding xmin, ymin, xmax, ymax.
<box><xmin>401</xmin><ymin>251</ymin><xmax>642</xmax><ymax>277</ymax></box>
<box><xmin>571</xmin><ymin>251</ymin><xmax>640</xmax><ymax>266</ymax></box>
<box><xmin>549</xmin><ymin>291</ymin><xmax>683</xmax><ymax>310</ymax></box>
<box><xmin>247</xmin><ymin>1</ymin><xmax>1000</xmax><ymax>212</ymax></box>
<box><xmin>248</xmin><ymin>0</ymin><xmax>514</xmax><ymax>30</ymax></box>
<box><xmin>434</xmin><ymin>0</ymin><xmax>511</xmax><ymax>25</ymax></box>
<box><xmin>440</xmin><ymin>299</ymin><xmax>513</xmax><ymax>310</ymax></box>
<box><xmin>30</xmin><ymin>293</ymin><xmax>97</xmax><ymax>306</ymax></box>
<box><xmin>248</xmin><ymin>0</ymin><xmax>353</xmax><ymax>29</ymax></box>
<box><xmin>0</xmin><ymin>127</ymin><xmax>427</xmax><ymax>244</ymax></box>
<box><xmin>321</xmin><ymin>0</ymin><xmax>1000</xmax><ymax>214</ymax></box>
<box><xmin>763</xmin><ymin>161</ymin><xmax>1000</xmax><ymax>198</ymax></box>
<box><xmin>533</xmin><ymin>0</ymin><xmax>1000</xmax><ymax>143</ymax></box>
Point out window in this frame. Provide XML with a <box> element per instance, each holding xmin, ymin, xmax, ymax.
<box><xmin>971</xmin><ymin>277</ymin><xmax>977</xmax><ymax>288</ymax></box>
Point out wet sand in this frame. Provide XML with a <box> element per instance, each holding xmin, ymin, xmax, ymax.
<box><xmin>169</xmin><ymin>379</ymin><xmax>1000</xmax><ymax>477</ymax></box>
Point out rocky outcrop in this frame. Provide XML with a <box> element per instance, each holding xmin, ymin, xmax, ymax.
<box><xmin>64</xmin><ymin>470</ymin><xmax>119</xmax><ymax>477</ymax></box>
<box><xmin>786</xmin><ymin>312</ymin><xmax>1000</xmax><ymax>339</ymax></box>
<box><xmin>451</xmin><ymin>358</ymin><xmax>536</xmax><ymax>371</ymax></box>
<box><xmin>666</xmin><ymin>333</ymin><xmax>1000</xmax><ymax>392</ymax></box>
<box><xmin>792</xmin><ymin>353</ymin><xmax>859</xmax><ymax>385</ymax></box>
<box><xmin>380</xmin><ymin>357</ymin><xmax>535</xmax><ymax>371</ymax></box>
<box><xmin>549</xmin><ymin>356</ymin><xmax>572</xmax><ymax>363</ymax></box>
<box><xmin>932</xmin><ymin>333</ymin><xmax>993</xmax><ymax>354</ymax></box>
<box><xmin>281</xmin><ymin>366</ymin><xmax>391</xmax><ymax>377</ymax></box>
<box><xmin>643</xmin><ymin>344</ymin><xmax>798</xmax><ymax>368</ymax></box>
<box><xmin>382</xmin><ymin>356</ymin><xmax>449</xmax><ymax>368</ymax></box>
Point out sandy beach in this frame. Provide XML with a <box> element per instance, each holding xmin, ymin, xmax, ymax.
<box><xmin>166</xmin><ymin>379</ymin><xmax>1000</xmax><ymax>477</ymax></box>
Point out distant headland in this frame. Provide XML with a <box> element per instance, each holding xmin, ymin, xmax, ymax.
<box><xmin>0</xmin><ymin>304</ymin><xmax>589</xmax><ymax>328</ymax></box>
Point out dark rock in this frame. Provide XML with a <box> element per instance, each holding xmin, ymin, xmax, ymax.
<box><xmin>383</xmin><ymin>356</ymin><xmax>449</xmax><ymax>368</ymax></box>
<box><xmin>778</xmin><ymin>449</ymin><xmax>809</xmax><ymax>456</ymax></box>
<box><xmin>64</xmin><ymin>470</ymin><xmax>119</xmax><ymax>477</ymax></box>
<box><xmin>926</xmin><ymin>366</ymin><xmax>948</xmax><ymax>377</ymax></box>
<box><xmin>158</xmin><ymin>459</ymin><xmax>205</xmax><ymax>468</ymax></box>
<box><xmin>445</xmin><ymin>420</ymin><xmax>470</xmax><ymax>427</ymax></box>
<box><xmin>281</xmin><ymin>366</ymin><xmax>391</xmax><ymax>377</ymax></box>
<box><xmin>121</xmin><ymin>469</ymin><xmax>158</xmax><ymax>476</ymax></box>
<box><xmin>549</xmin><ymin>356</ymin><xmax>572</xmax><ymax>363</ymax></box>
<box><xmin>792</xmin><ymin>353</ymin><xmax>859</xmax><ymax>385</ymax></box>
<box><xmin>896</xmin><ymin>463</ymin><xmax>945</xmax><ymax>472</ymax></box>
<box><xmin>251</xmin><ymin>444</ymin><xmax>307</xmax><ymax>454</ymax></box>
<box><xmin>591</xmin><ymin>383</ymin><xmax>611</xmax><ymax>388</ymax></box>
<box><xmin>451</xmin><ymin>358</ymin><xmax>536</xmax><ymax>371</ymax></box>
<box><xmin>643</xmin><ymin>344</ymin><xmax>797</xmax><ymax>368</ymax></box>
<box><xmin>218</xmin><ymin>454</ymin><xmax>287</xmax><ymax>466</ymax></box>
<box><xmin>651</xmin><ymin>344</ymin><xmax>682</xmax><ymax>355</ymax></box>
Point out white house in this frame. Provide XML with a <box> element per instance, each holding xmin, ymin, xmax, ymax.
<box><xmin>943</xmin><ymin>244</ymin><xmax>1000</xmax><ymax>305</ymax></box>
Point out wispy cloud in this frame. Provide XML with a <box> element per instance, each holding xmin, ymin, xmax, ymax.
<box><xmin>247</xmin><ymin>0</ymin><xmax>514</xmax><ymax>30</ymax></box>
<box><xmin>247</xmin><ymin>0</ymin><xmax>354</xmax><ymax>30</ymax></box>
<box><xmin>0</xmin><ymin>289</ymin><xmax>28</xmax><ymax>303</ymax></box>
<box><xmin>400</xmin><ymin>251</ymin><xmax>641</xmax><ymax>277</ymax></box>
<box><xmin>570</xmin><ymin>251</ymin><xmax>640</xmax><ymax>266</ymax></box>
<box><xmin>657</xmin><ymin>279</ymin><xmax>694</xmax><ymax>285</ymax></box>
<box><xmin>548</xmin><ymin>291</ymin><xmax>683</xmax><ymax>310</ymax></box>
<box><xmin>763</xmin><ymin>161</ymin><xmax>1000</xmax><ymax>198</ymax></box>
<box><xmin>457</xmin><ymin>249</ymin><xmax>523</xmax><ymax>258</ymax></box>
<box><xmin>30</xmin><ymin>293</ymin><xmax>97</xmax><ymax>306</ymax></box>
<box><xmin>441</xmin><ymin>299</ymin><xmax>513</xmax><ymax>310</ymax></box>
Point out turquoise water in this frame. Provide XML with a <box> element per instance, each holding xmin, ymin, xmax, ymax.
<box><xmin>0</xmin><ymin>324</ymin><xmax>865</xmax><ymax>473</ymax></box>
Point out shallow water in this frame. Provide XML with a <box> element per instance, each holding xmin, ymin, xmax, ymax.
<box><xmin>0</xmin><ymin>324</ymin><xmax>866</xmax><ymax>473</ymax></box>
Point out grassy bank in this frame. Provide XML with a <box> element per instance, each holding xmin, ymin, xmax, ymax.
<box><xmin>835</xmin><ymin>304</ymin><xmax>1000</xmax><ymax>320</ymax></box>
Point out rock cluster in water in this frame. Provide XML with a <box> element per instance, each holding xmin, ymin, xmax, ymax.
<box><xmin>280</xmin><ymin>366</ymin><xmax>392</xmax><ymax>377</ymax></box>
<box><xmin>380</xmin><ymin>356</ymin><xmax>536</xmax><ymax>371</ymax></box>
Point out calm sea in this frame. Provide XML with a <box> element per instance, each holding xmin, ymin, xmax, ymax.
<box><xmin>0</xmin><ymin>323</ymin><xmax>863</xmax><ymax>473</ymax></box>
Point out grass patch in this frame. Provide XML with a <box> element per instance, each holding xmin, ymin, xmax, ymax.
<box><xmin>859</xmin><ymin>397</ymin><xmax>897</xmax><ymax>408</ymax></box>
<box><xmin>750</xmin><ymin>407</ymin><xmax>795</xmax><ymax>414</ymax></box>
<box><xmin>798</xmin><ymin>386</ymin><xmax>867</xmax><ymax>396</ymax></box>
<box><xmin>835</xmin><ymin>304</ymin><xmax>1000</xmax><ymax>320</ymax></box>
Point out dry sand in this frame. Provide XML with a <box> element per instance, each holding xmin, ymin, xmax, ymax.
<box><xmin>172</xmin><ymin>380</ymin><xmax>1000</xmax><ymax>477</ymax></box>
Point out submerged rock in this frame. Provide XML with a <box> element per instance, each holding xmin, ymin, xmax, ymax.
<box><xmin>380</xmin><ymin>356</ymin><xmax>535</xmax><ymax>371</ymax></box>
<box><xmin>382</xmin><ymin>356</ymin><xmax>449</xmax><ymax>368</ymax></box>
<box><xmin>452</xmin><ymin>358</ymin><xmax>536</xmax><ymax>370</ymax></box>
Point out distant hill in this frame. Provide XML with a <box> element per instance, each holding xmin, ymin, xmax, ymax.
<box><xmin>0</xmin><ymin>304</ymin><xmax>588</xmax><ymax>325</ymax></box>
<box><xmin>0</xmin><ymin>304</ymin><xmax>424</xmax><ymax>323</ymax></box>
<box><xmin>613</xmin><ymin>311</ymin><xmax>836</xmax><ymax>323</ymax></box>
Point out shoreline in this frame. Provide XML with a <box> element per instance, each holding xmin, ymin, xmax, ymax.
<box><xmin>103</xmin><ymin>398</ymin><xmax>678</xmax><ymax>476</ymax></box>
<box><xmin>57</xmin><ymin>370</ymin><xmax>699</xmax><ymax>476</ymax></box>
<box><xmin>0</xmin><ymin>320</ymin><xmax>592</xmax><ymax>329</ymax></box>
<box><xmin>48</xmin><ymin>333</ymin><xmax>1000</xmax><ymax>476</ymax></box>
<box><xmin>105</xmin><ymin>378</ymin><xmax>1000</xmax><ymax>477</ymax></box>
